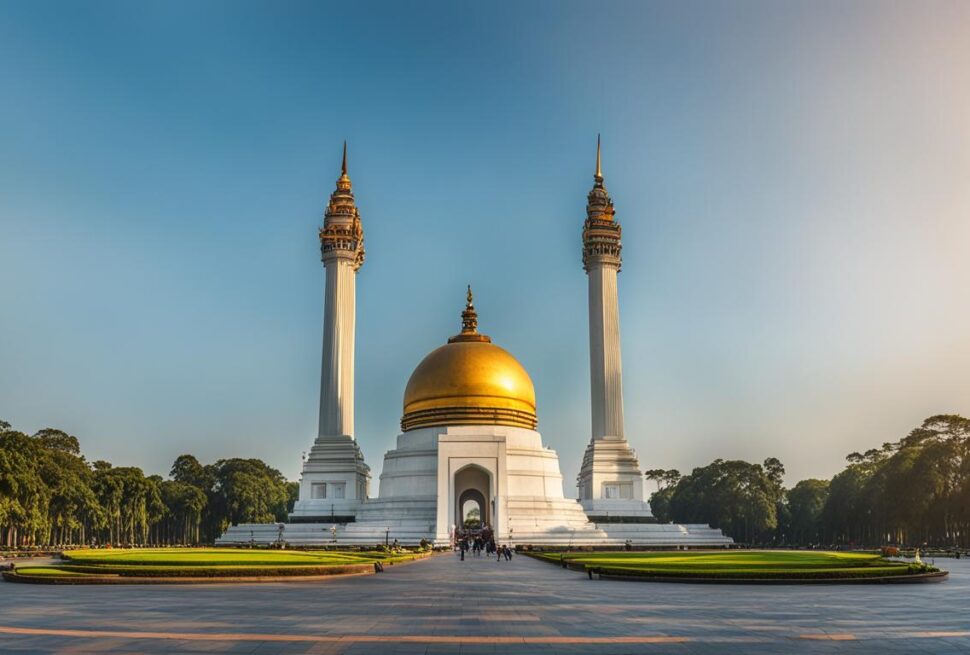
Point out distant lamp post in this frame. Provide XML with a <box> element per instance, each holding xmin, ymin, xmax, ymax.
<box><xmin>385</xmin><ymin>527</ymin><xmax>390</xmax><ymax>547</ymax></box>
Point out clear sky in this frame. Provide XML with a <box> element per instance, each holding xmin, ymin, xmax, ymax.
<box><xmin>2</xmin><ymin>1</ymin><xmax>968</xmax><ymax>488</ymax></box>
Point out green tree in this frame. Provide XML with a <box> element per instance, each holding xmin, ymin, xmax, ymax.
<box><xmin>32</xmin><ymin>428</ymin><xmax>81</xmax><ymax>455</ymax></box>
<box><xmin>664</xmin><ymin>459</ymin><xmax>782</xmax><ymax>543</ymax></box>
<box><xmin>646</xmin><ymin>469</ymin><xmax>681</xmax><ymax>523</ymax></box>
<box><xmin>787</xmin><ymin>479</ymin><xmax>829</xmax><ymax>545</ymax></box>
<box><xmin>213</xmin><ymin>458</ymin><xmax>290</xmax><ymax>530</ymax></box>
<box><xmin>0</xmin><ymin>429</ymin><xmax>50</xmax><ymax>546</ymax></box>
<box><xmin>817</xmin><ymin>415</ymin><xmax>970</xmax><ymax>547</ymax></box>
<box><xmin>0</xmin><ymin>419</ymin><xmax>299</xmax><ymax>547</ymax></box>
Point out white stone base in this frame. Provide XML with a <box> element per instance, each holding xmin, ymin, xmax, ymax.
<box><xmin>290</xmin><ymin>434</ymin><xmax>370</xmax><ymax>520</ymax></box>
<box><xmin>218</xmin><ymin>425</ymin><xmax>731</xmax><ymax>548</ymax></box>
<box><xmin>576</xmin><ymin>438</ymin><xmax>654</xmax><ymax>520</ymax></box>
<box><xmin>216</xmin><ymin>520</ymin><xmax>732</xmax><ymax>548</ymax></box>
<box><xmin>579</xmin><ymin>498</ymin><xmax>654</xmax><ymax>520</ymax></box>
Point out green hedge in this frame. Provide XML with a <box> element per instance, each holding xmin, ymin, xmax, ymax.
<box><xmin>527</xmin><ymin>550</ymin><xmax>939</xmax><ymax>581</ymax></box>
<box><xmin>60</xmin><ymin>554</ymin><xmax>372</xmax><ymax>567</ymax></box>
<box><xmin>48</xmin><ymin>563</ymin><xmax>370</xmax><ymax>577</ymax></box>
<box><xmin>60</xmin><ymin>549</ymin><xmax>428</xmax><ymax>568</ymax></box>
<box><xmin>590</xmin><ymin>564</ymin><xmax>927</xmax><ymax>580</ymax></box>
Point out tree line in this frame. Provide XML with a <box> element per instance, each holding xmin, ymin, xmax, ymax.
<box><xmin>5</xmin><ymin>413</ymin><xmax>967</xmax><ymax>549</ymax></box>
<box><xmin>648</xmin><ymin>414</ymin><xmax>970</xmax><ymax>548</ymax></box>
<box><xmin>0</xmin><ymin>419</ymin><xmax>297</xmax><ymax>548</ymax></box>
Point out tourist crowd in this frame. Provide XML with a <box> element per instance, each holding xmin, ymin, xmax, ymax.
<box><xmin>454</xmin><ymin>527</ymin><xmax>514</xmax><ymax>562</ymax></box>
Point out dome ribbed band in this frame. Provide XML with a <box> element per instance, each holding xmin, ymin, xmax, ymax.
<box><xmin>401</xmin><ymin>406</ymin><xmax>537</xmax><ymax>432</ymax></box>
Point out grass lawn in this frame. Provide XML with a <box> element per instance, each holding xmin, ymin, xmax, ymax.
<box><xmin>4</xmin><ymin>548</ymin><xmax>429</xmax><ymax>582</ymax></box>
<box><xmin>12</xmin><ymin>567</ymin><xmax>93</xmax><ymax>577</ymax></box>
<box><xmin>533</xmin><ymin>550</ymin><xmax>938</xmax><ymax>581</ymax></box>
<box><xmin>63</xmin><ymin>548</ymin><xmax>385</xmax><ymax>566</ymax></box>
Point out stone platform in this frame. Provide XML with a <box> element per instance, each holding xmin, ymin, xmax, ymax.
<box><xmin>217</xmin><ymin>518</ymin><xmax>731</xmax><ymax>548</ymax></box>
<box><xmin>220</xmin><ymin>425</ymin><xmax>732</xmax><ymax>548</ymax></box>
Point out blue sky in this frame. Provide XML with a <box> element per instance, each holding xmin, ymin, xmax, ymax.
<box><xmin>2</xmin><ymin>1</ymin><xmax>968</xmax><ymax>488</ymax></box>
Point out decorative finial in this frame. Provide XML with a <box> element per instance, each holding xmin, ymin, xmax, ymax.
<box><xmin>334</xmin><ymin>141</ymin><xmax>352</xmax><ymax>192</ymax></box>
<box><xmin>596</xmin><ymin>134</ymin><xmax>601</xmax><ymax>176</ymax></box>
<box><xmin>461</xmin><ymin>285</ymin><xmax>478</xmax><ymax>333</ymax></box>
<box><xmin>447</xmin><ymin>284</ymin><xmax>491</xmax><ymax>343</ymax></box>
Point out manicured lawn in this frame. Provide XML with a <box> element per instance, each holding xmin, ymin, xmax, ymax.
<box><xmin>12</xmin><ymin>567</ymin><xmax>92</xmax><ymax>577</ymax></box>
<box><xmin>4</xmin><ymin>548</ymin><xmax>430</xmax><ymax>582</ymax></box>
<box><xmin>63</xmin><ymin>548</ymin><xmax>383</xmax><ymax>567</ymax></box>
<box><xmin>532</xmin><ymin>550</ymin><xmax>937</xmax><ymax>581</ymax></box>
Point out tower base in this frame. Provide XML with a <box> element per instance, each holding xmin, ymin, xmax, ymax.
<box><xmin>576</xmin><ymin>438</ymin><xmax>653</xmax><ymax>521</ymax></box>
<box><xmin>290</xmin><ymin>434</ymin><xmax>370</xmax><ymax>521</ymax></box>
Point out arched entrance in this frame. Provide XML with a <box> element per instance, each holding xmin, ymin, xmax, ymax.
<box><xmin>458</xmin><ymin>489</ymin><xmax>486</xmax><ymax>529</ymax></box>
<box><xmin>454</xmin><ymin>465</ymin><xmax>491</xmax><ymax>529</ymax></box>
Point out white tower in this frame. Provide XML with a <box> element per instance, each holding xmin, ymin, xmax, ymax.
<box><xmin>576</xmin><ymin>136</ymin><xmax>652</xmax><ymax>521</ymax></box>
<box><xmin>291</xmin><ymin>143</ymin><xmax>371</xmax><ymax>522</ymax></box>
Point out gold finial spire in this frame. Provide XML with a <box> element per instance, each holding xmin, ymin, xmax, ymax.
<box><xmin>448</xmin><ymin>284</ymin><xmax>490</xmax><ymax>343</ymax></box>
<box><xmin>461</xmin><ymin>285</ymin><xmax>477</xmax><ymax>333</ymax></box>
<box><xmin>594</xmin><ymin>134</ymin><xmax>604</xmax><ymax>187</ymax></box>
<box><xmin>595</xmin><ymin>134</ymin><xmax>602</xmax><ymax>177</ymax></box>
<box><xmin>335</xmin><ymin>141</ymin><xmax>352</xmax><ymax>192</ymax></box>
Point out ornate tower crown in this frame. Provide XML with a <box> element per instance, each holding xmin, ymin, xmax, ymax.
<box><xmin>320</xmin><ymin>141</ymin><xmax>365</xmax><ymax>270</ymax></box>
<box><xmin>582</xmin><ymin>135</ymin><xmax>621</xmax><ymax>271</ymax></box>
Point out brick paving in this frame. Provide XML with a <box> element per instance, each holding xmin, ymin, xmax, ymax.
<box><xmin>1</xmin><ymin>551</ymin><xmax>969</xmax><ymax>653</ymax></box>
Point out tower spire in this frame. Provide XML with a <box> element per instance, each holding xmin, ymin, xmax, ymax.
<box><xmin>321</xmin><ymin>141</ymin><xmax>363</xmax><ymax>270</ymax></box>
<box><xmin>582</xmin><ymin>135</ymin><xmax>619</xmax><ymax>272</ymax></box>
<box><xmin>595</xmin><ymin>134</ymin><xmax>602</xmax><ymax>184</ymax></box>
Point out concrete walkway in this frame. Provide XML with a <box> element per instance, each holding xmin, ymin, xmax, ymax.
<box><xmin>1</xmin><ymin>550</ymin><xmax>969</xmax><ymax>653</ymax></box>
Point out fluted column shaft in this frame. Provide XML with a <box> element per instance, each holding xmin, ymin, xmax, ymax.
<box><xmin>587</xmin><ymin>261</ymin><xmax>624</xmax><ymax>441</ymax></box>
<box><xmin>319</xmin><ymin>254</ymin><xmax>357</xmax><ymax>438</ymax></box>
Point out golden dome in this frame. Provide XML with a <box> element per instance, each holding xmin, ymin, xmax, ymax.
<box><xmin>401</xmin><ymin>288</ymin><xmax>537</xmax><ymax>432</ymax></box>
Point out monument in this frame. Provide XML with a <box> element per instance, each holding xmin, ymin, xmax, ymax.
<box><xmin>289</xmin><ymin>143</ymin><xmax>370</xmax><ymax>524</ymax></box>
<box><xmin>575</xmin><ymin>136</ymin><xmax>654</xmax><ymax>523</ymax></box>
<box><xmin>218</xmin><ymin>141</ymin><xmax>731</xmax><ymax>547</ymax></box>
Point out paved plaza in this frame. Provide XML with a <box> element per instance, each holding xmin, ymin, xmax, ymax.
<box><xmin>1</xmin><ymin>552</ymin><xmax>969</xmax><ymax>654</ymax></box>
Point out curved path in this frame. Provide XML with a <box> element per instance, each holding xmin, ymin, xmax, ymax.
<box><xmin>1</xmin><ymin>552</ymin><xmax>968</xmax><ymax>653</ymax></box>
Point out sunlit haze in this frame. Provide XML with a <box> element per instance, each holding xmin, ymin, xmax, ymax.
<box><xmin>2</xmin><ymin>1</ymin><xmax>968</xmax><ymax>488</ymax></box>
